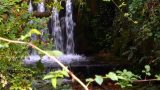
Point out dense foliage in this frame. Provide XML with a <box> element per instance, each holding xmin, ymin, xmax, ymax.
<box><xmin>0</xmin><ymin>0</ymin><xmax>49</xmax><ymax>89</ymax></box>
<box><xmin>115</xmin><ymin>0</ymin><xmax>160</xmax><ymax>65</ymax></box>
<box><xmin>97</xmin><ymin>1</ymin><xmax>160</xmax><ymax>80</ymax></box>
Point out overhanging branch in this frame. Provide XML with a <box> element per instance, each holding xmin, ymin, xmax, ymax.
<box><xmin>0</xmin><ymin>37</ymin><xmax>88</xmax><ymax>90</ymax></box>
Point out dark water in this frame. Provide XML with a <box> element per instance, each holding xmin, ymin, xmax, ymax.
<box><xmin>33</xmin><ymin>80</ymin><xmax>160</xmax><ymax>90</ymax></box>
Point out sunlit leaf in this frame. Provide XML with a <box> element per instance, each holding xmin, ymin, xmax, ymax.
<box><xmin>106</xmin><ymin>72</ymin><xmax>118</xmax><ymax>81</ymax></box>
<box><xmin>30</xmin><ymin>29</ymin><xmax>41</xmax><ymax>35</ymax></box>
<box><xmin>20</xmin><ymin>35</ymin><xmax>25</xmax><ymax>40</ymax></box>
<box><xmin>86</xmin><ymin>78</ymin><xmax>94</xmax><ymax>82</ymax></box>
<box><xmin>146</xmin><ymin>72</ymin><xmax>151</xmax><ymax>76</ymax></box>
<box><xmin>145</xmin><ymin>65</ymin><xmax>150</xmax><ymax>72</ymax></box>
<box><xmin>0</xmin><ymin>43</ymin><xmax>9</xmax><ymax>48</ymax></box>
<box><xmin>119</xmin><ymin>2</ymin><xmax>126</xmax><ymax>8</ymax></box>
<box><xmin>124</xmin><ymin>13</ymin><xmax>129</xmax><ymax>17</ymax></box>
<box><xmin>95</xmin><ymin>75</ymin><xmax>103</xmax><ymax>85</ymax></box>
<box><xmin>155</xmin><ymin>75</ymin><xmax>160</xmax><ymax>80</ymax></box>
<box><xmin>133</xmin><ymin>21</ymin><xmax>138</xmax><ymax>24</ymax></box>
<box><xmin>20</xmin><ymin>29</ymin><xmax>40</xmax><ymax>40</ymax></box>
<box><xmin>45</xmin><ymin>50</ymin><xmax>63</xmax><ymax>57</ymax></box>
<box><xmin>51</xmin><ymin>78</ymin><xmax>57</xmax><ymax>88</ymax></box>
<box><xmin>117</xmin><ymin>76</ymin><xmax>126</xmax><ymax>80</ymax></box>
<box><xmin>62</xmin><ymin>69</ymin><xmax>69</xmax><ymax>77</ymax></box>
<box><xmin>43</xmin><ymin>74</ymin><xmax>54</xmax><ymax>80</ymax></box>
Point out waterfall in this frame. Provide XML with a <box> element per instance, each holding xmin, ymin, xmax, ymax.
<box><xmin>28</xmin><ymin>0</ymin><xmax>33</xmax><ymax>13</ymax></box>
<box><xmin>51</xmin><ymin>0</ymin><xmax>75</xmax><ymax>54</ymax></box>
<box><xmin>37</xmin><ymin>0</ymin><xmax>45</xmax><ymax>12</ymax></box>
<box><xmin>24</xmin><ymin>0</ymin><xmax>84</xmax><ymax>66</ymax></box>
<box><xmin>51</xmin><ymin>3</ymin><xmax>64</xmax><ymax>52</ymax></box>
<box><xmin>40</xmin><ymin>0</ymin><xmax>85</xmax><ymax>65</ymax></box>
<box><xmin>65</xmin><ymin>0</ymin><xmax>75</xmax><ymax>54</ymax></box>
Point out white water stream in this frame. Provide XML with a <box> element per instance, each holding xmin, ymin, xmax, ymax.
<box><xmin>37</xmin><ymin>0</ymin><xmax>45</xmax><ymax>12</ymax></box>
<box><xmin>24</xmin><ymin>0</ymin><xmax>85</xmax><ymax>66</ymax></box>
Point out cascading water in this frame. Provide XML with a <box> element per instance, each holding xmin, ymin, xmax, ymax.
<box><xmin>28</xmin><ymin>0</ymin><xmax>33</xmax><ymax>25</ymax></box>
<box><xmin>41</xmin><ymin>0</ymin><xmax>85</xmax><ymax>65</ymax></box>
<box><xmin>28</xmin><ymin>0</ymin><xmax>33</xmax><ymax>13</ymax></box>
<box><xmin>37</xmin><ymin>0</ymin><xmax>45</xmax><ymax>12</ymax></box>
<box><xmin>65</xmin><ymin>0</ymin><xmax>75</xmax><ymax>54</ymax></box>
<box><xmin>51</xmin><ymin>2</ymin><xmax>64</xmax><ymax>52</ymax></box>
<box><xmin>51</xmin><ymin>0</ymin><xmax>75</xmax><ymax>54</ymax></box>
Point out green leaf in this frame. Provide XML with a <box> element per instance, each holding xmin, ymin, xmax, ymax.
<box><xmin>95</xmin><ymin>75</ymin><xmax>103</xmax><ymax>85</ymax></box>
<box><xmin>29</xmin><ymin>29</ymin><xmax>41</xmax><ymax>35</ymax></box>
<box><xmin>133</xmin><ymin>21</ymin><xmax>138</xmax><ymax>24</ymax></box>
<box><xmin>142</xmin><ymin>70</ymin><xmax>145</xmax><ymax>73</ymax></box>
<box><xmin>117</xmin><ymin>76</ymin><xmax>126</xmax><ymax>80</ymax></box>
<box><xmin>155</xmin><ymin>75</ymin><xmax>160</xmax><ymax>80</ymax></box>
<box><xmin>51</xmin><ymin>78</ymin><xmax>57</xmax><ymax>88</ymax></box>
<box><xmin>20</xmin><ymin>29</ymin><xmax>41</xmax><ymax>40</ymax></box>
<box><xmin>20</xmin><ymin>33</ymin><xmax>31</xmax><ymax>40</ymax></box>
<box><xmin>86</xmin><ymin>78</ymin><xmax>94</xmax><ymax>82</ymax></box>
<box><xmin>116</xmin><ymin>70</ymin><xmax>122</xmax><ymax>74</ymax></box>
<box><xmin>124</xmin><ymin>13</ymin><xmax>129</xmax><ymax>17</ymax></box>
<box><xmin>146</xmin><ymin>72</ymin><xmax>151</xmax><ymax>76</ymax></box>
<box><xmin>123</xmin><ymin>69</ymin><xmax>127</xmax><ymax>73</ymax></box>
<box><xmin>20</xmin><ymin>35</ymin><xmax>26</xmax><ymax>40</ymax></box>
<box><xmin>54</xmin><ymin>73</ymin><xmax>64</xmax><ymax>78</ymax></box>
<box><xmin>0</xmin><ymin>43</ymin><xmax>9</xmax><ymax>48</ymax></box>
<box><xmin>119</xmin><ymin>2</ymin><xmax>126</xmax><ymax>8</ymax></box>
<box><xmin>45</xmin><ymin>50</ymin><xmax>63</xmax><ymax>57</ymax></box>
<box><xmin>145</xmin><ymin>65</ymin><xmax>150</xmax><ymax>72</ymax></box>
<box><xmin>53</xmin><ymin>1</ymin><xmax>64</xmax><ymax>11</ymax></box>
<box><xmin>43</xmin><ymin>74</ymin><xmax>54</xmax><ymax>80</ymax></box>
<box><xmin>62</xmin><ymin>69</ymin><xmax>69</xmax><ymax>77</ymax></box>
<box><xmin>106</xmin><ymin>72</ymin><xmax>118</xmax><ymax>81</ymax></box>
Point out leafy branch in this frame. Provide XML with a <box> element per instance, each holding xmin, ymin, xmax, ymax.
<box><xmin>86</xmin><ymin>69</ymin><xmax>139</xmax><ymax>88</ymax></box>
<box><xmin>0</xmin><ymin>37</ymin><xmax>88</xmax><ymax>90</ymax></box>
<box><xmin>43</xmin><ymin>69</ymin><xmax>69</xmax><ymax>88</ymax></box>
<box><xmin>103</xmin><ymin>0</ymin><xmax>138</xmax><ymax>24</ymax></box>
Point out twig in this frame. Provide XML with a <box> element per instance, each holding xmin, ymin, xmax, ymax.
<box><xmin>111</xmin><ymin>0</ymin><xmax>136</xmax><ymax>23</ymax></box>
<box><xmin>0</xmin><ymin>37</ymin><xmax>88</xmax><ymax>90</ymax></box>
<box><xmin>133</xmin><ymin>79</ymin><xmax>160</xmax><ymax>83</ymax></box>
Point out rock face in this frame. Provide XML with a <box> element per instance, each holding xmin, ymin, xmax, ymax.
<box><xmin>74</xmin><ymin>0</ymin><xmax>115</xmax><ymax>55</ymax></box>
